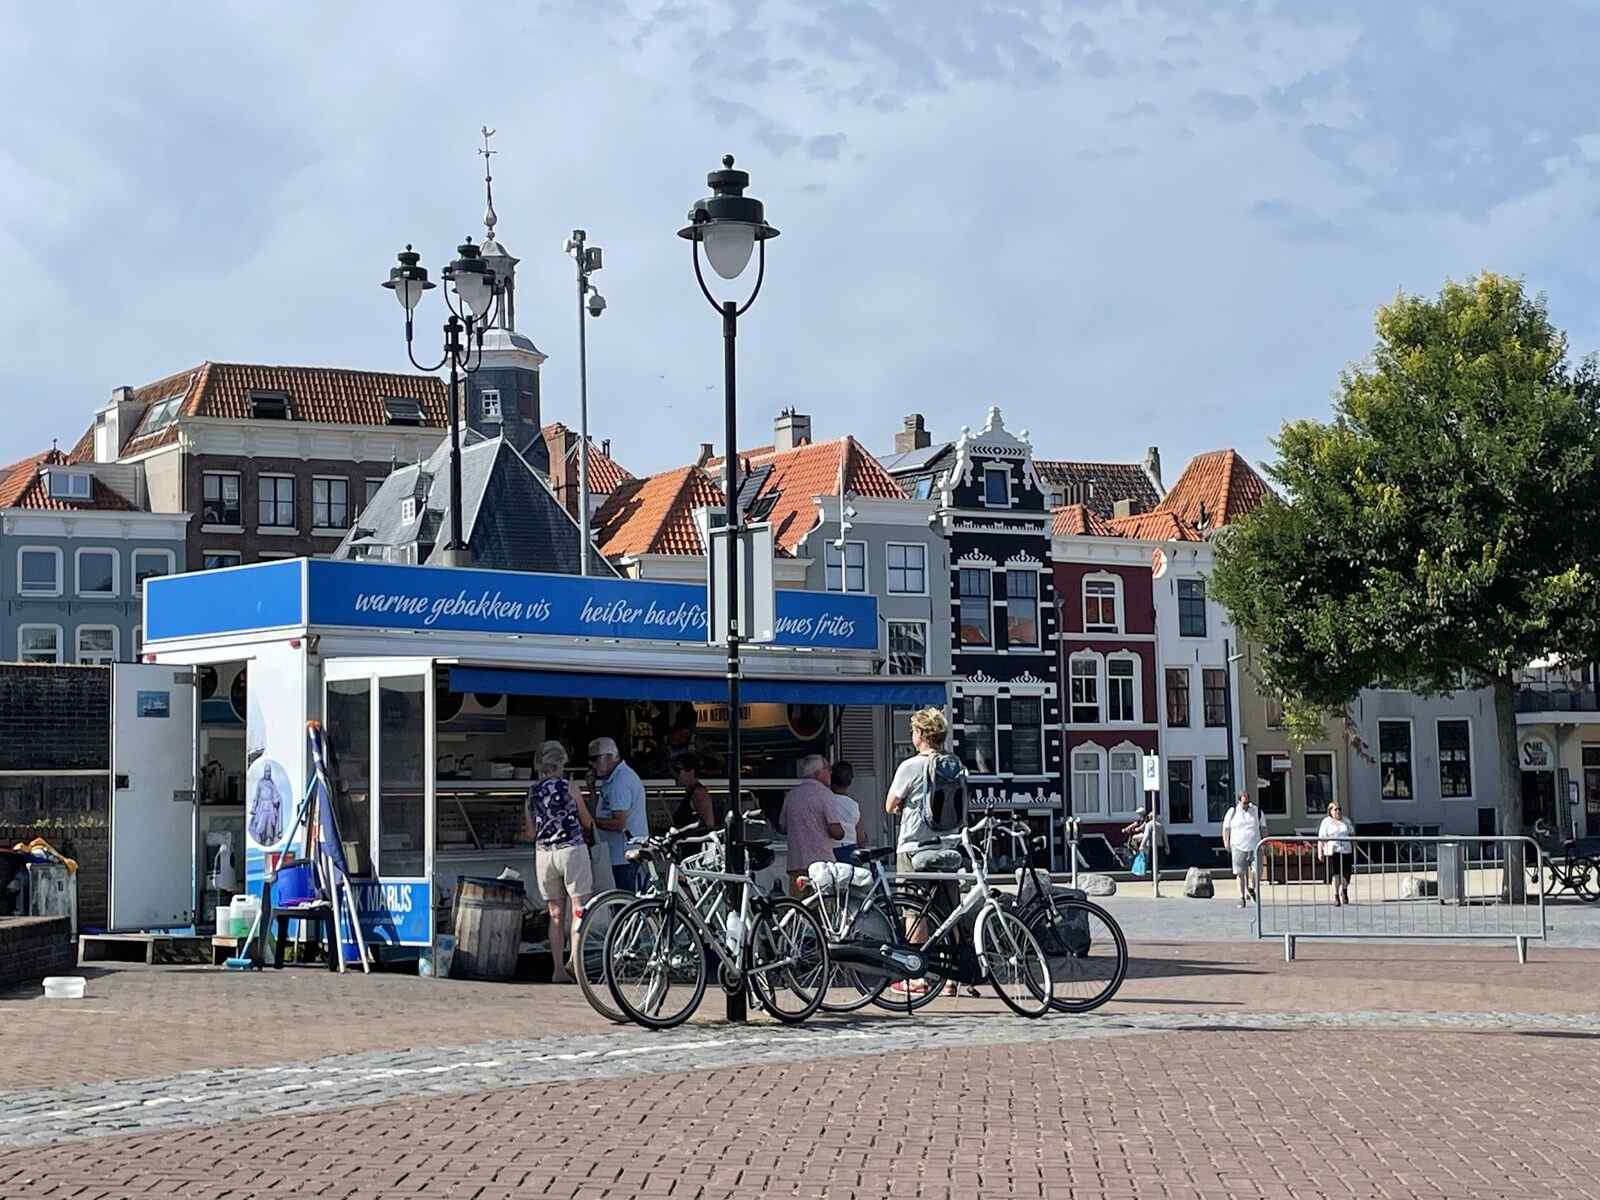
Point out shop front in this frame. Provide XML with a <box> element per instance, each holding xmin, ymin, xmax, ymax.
<box><xmin>144</xmin><ymin>558</ymin><xmax>943</xmax><ymax>956</ymax></box>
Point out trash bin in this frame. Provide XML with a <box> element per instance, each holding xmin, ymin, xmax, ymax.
<box><xmin>1437</xmin><ymin>842</ymin><xmax>1467</xmax><ymax>904</ymax></box>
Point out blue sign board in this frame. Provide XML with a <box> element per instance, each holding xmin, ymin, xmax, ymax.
<box><xmin>146</xmin><ymin>558</ymin><xmax>879</xmax><ymax>652</ymax></box>
<box><xmin>353</xmin><ymin>878</ymin><xmax>432</xmax><ymax>946</ymax></box>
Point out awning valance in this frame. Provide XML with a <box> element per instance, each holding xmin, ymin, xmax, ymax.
<box><xmin>447</xmin><ymin>666</ymin><xmax>945</xmax><ymax>708</ymax></box>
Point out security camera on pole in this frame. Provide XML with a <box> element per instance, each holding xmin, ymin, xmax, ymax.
<box><xmin>564</xmin><ymin>230</ymin><xmax>606</xmax><ymax>576</ymax></box>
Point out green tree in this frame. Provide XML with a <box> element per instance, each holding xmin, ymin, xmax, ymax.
<box><xmin>1213</xmin><ymin>273</ymin><xmax>1600</xmax><ymax>851</ymax></box>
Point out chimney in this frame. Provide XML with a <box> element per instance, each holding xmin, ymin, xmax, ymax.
<box><xmin>1113</xmin><ymin>497</ymin><xmax>1142</xmax><ymax>519</ymax></box>
<box><xmin>601</xmin><ymin>438</ymin><xmax>611</xmax><ymax>458</ymax></box>
<box><xmin>94</xmin><ymin>386</ymin><xmax>141</xmax><ymax>463</ymax></box>
<box><xmin>895</xmin><ymin>413</ymin><xmax>932</xmax><ymax>454</ymax></box>
<box><xmin>1144</xmin><ymin>445</ymin><xmax>1163</xmax><ymax>490</ymax></box>
<box><xmin>696</xmin><ymin>442</ymin><xmax>714</xmax><ymax>467</ymax></box>
<box><xmin>773</xmin><ymin>407</ymin><xmax>812</xmax><ymax>452</ymax></box>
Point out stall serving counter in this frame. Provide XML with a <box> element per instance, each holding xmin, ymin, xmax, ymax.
<box><xmin>144</xmin><ymin>558</ymin><xmax>945</xmax><ymax>959</ymax></box>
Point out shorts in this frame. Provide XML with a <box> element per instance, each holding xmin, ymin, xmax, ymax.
<box><xmin>1231</xmin><ymin>848</ymin><xmax>1257</xmax><ymax>876</ymax></box>
<box><xmin>1325</xmin><ymin>851</ymin><xmax>1354</xmax><ymax>881</ymax></box>
<box><xmin>536</xmin><ymin>844</ymin><xmax>593</xmax><ymax>901</ymax></box>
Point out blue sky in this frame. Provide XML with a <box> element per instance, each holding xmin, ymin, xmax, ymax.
<box><xmin>3</xmin><ymin>1</ymin><xmax>1598</xmax><ymax>481</ymax></box>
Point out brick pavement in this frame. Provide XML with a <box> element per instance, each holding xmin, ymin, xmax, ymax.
<box><xmin>3</xmin><ymin>1025</ymin><xmax>1599</xmax><ymax>1199</ymax></box>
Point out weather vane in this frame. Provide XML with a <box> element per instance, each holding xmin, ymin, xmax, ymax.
<box><xmin>479</xmin><ymin>126</ymin><xmax>498</xmax><ymax>235</ymax></box>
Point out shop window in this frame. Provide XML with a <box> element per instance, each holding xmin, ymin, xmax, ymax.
<box><xmin>76</xmin><ymin>548</ymin><xmax>118</xmax><ymax>597</ymax></box>
<box><xmin>18</xmin><ymin>547</ymin><xmax>62</xmax><ymax>596</ymax></box>
<box><xmin>983</xmin><ymin>466</ymin><xmax>1010</xmax><ymax>507</ymax></box>
<box><xmin>258</xmin><ymin>475</ymin><xmax>296</xmax><ymax>528</ymax></box>
<box><xmin>1256</xmin><ymin>753</ymin><xmax>1289</xmax><ymax>816</ymax></box>
<box><xmin>1205</xmin><ymin>757</ymin><xmax>1232</xmax><ymax>822</ymax></box>
<box><xmin>1178</xmin><ymin>577</ymin><xmax>1207</xmax><ymax>637</ymax></box>
<box><xmin>1202</xmin><ymin>668</ymin><xmax>1228</xmax><ymax>727</ymax></box>
<box><xmin>1167</xmin><ymin>758</ymin><xmax>1194</xmax><ymax>824</ymax></box>
<box><xmin>958</xmin><ymin>569</ymin><xmax>992</xmax><ymax>647</ymax></box>
<box><xmin>1006</xmin><ymin>570</ymin><xmax>1038</xmax><ymax>647</ymax></box>
<box><xmin>959</xmin><ymin>694</ymin><xmax>996</xmax><ymax>775</ymax></box>
<box><xmin>1009</xmin><ymin>696</ymin><xmax>1043</xmax><ymax>776</ymax></box>
<box><xmin>1584</xmin><ymin>747</ymin><xmax>1600</xmax><ymax>836</ymax></box>
<box><xmin>1108</xmin><ymin>750</ymin><xmax>1141</xmax><ymax>815</ymax></box>
<box><xmin>1304</xmin><ymin>752</ymin><xmax>1336</xmax><ymax>814</ymax></box>
<box><xmin>1107</xmin><ymin>657</ymin><xmax>1137</xmax><ymax>722</ymax></box>
<box><xmin>1379</xmin><ymin>720</ymin><xmax>1414</xmax><ymax>800</ymax></box>
<box><xmin>1165</xmin><ymin>667</ymin><xmax>1190</xmax><ymax>727</ymax></box>
<box><xmin>1083</xmin><ymin>576</ymin><xmax>1119</xmax><ymax>632</ymax></box>
<box><xmin>1438</xmin><ymin>719</ymin><xmax>1472</xmax><ymax>798</ymax></box>
<box><xmin>886</xmin><ymin>543</ymin><xmax>926</xmax><ymax>594</ymax></box>
<box><xmin>203</xmin><ymin>471</ymin><xmax>242</xmax><ymax>526</ymax></box>
<box><xmin>76</xmin><ymin>626</ymin><xmax>118</xmax><ymax>666</ymax></box>
<box><xmin>886</xmin><ymin>621</ymin><xmax>928</xmax><ymax>675</ymax></box>
<box><xmin>313</xmin><ymin>478</ymin><xmax>350</xmax><ymax>530</ymax></box>
<box><xmin>378</xmin><ymin>676</ymin><xmax>426</xmax><ymax>876</ymax></box>
<box><xmin>1072</xmin><ymin>749</ymin><xmax>1104</xmax><ymax>816</ymax></box>
<box><xmin>825</xmin><ymin>541</ymin><xmax>867</xmax><ymax>593</ymax></box>
<box><xmin>1069</xmin><ymin>656</ymin><xmax>1101</xmax><ymax>723</ymax></box>
<box><xmin>17</xmin><ymin>625</ymin><xmax>62</xmax><ymax>664</ymax></box>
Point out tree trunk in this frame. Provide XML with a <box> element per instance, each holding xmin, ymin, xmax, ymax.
<box><xmin>1492</xmin><ymin>676</ymin><xmax>1527</xmax><ymax>902</ymax></box>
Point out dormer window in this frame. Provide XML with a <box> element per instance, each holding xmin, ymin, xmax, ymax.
<box><xmin>47</xmin><ymin>471</ymin><xmax>92</xmax><ymax>501</ymax></box>
<box><xmin>250</xmin><ymin>392</ymin><xmax>291</xmax><ymax>420</ymax></box>
<box><xmin>384</xmin><ymin>396</ymin><xmax>424</xmax><ymax>426</ymax></box>
<box><xmin>136</xmin><ymin>391</ymin><xmax>185</xmax><ymax>435</ymax></box>
<box><xmin>983</xmin><ymin>465</ymin><xmax>1010</xmax><ymax>507</ymax></box>
<box><xmin>401</xmin><ymin>498</ymin><xmax>417</xmax><ymax>523</ymax></box>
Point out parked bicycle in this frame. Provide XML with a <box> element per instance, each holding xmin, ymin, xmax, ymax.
<box><xmin>602</xmin><ymin>816</ymin><xmax>830</xmax><ymax>1029</ymax></box>
<box><xmin>1528</xmin><ymin>821</ymin><xmax>1600</xmax><ymax>902</ymax></box>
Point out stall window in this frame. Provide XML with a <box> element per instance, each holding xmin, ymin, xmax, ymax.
<box><xmin>1006</xmin><ymin>570</ymin><xmax>1038</xmax><ymax>647</ymax></box>
<box><xmin>958</xmin><ymin>569</ymin><xmax>992</xmax><ymax>647</ymax></box>
<box><xmin>1379</xmin><ymin>720</ymin><xmax>1414</xmax><ymax>800</ymax></box>
<box><xmin>959</xmin><ymin>694</ymin><xmax>996</xmax><ymax>775</ymax></box>
<box><xmin>1305</xmin><ymin>752</ymin><xmax>1336</xmax><ymax>814</ymax></box>
<box><xmin>891</xmin><ymin>706</ymin><xmax>916</xmax><ymax>766</ymax></box>
<box><xmin>886</xmin><ymin>620</ymin><xmax>928</xmax><ymax>675</ymax></box>
<box><xmin>1108</xmin><ymin>750</ymin><xmax>1141</xmax><ymax>815</ymax></box>
<box><xmin>326</xmin><ymin>678</ymin><xmax>373</xmax><ymax>876</ymax></box>
<box><xmin>1202</xmin><ymin>668</ymin><xmax>1228</xmax><ymax>727</ymax></box>
<box><xmin>1438</xmin><ymin>719</ymin><xmax>1472</xmax><ymax>798</ymax></box>
<box><xmin>1165</xmin><ymin>667</ymin><xmax>1190</xmax><ymax>726</ymax></box>
<box><xmin>378</xmin><ymin>676</ymin><xmax>427</xmax><ymax>875</ymax></box>
<box><xmin>1167</xmin><ymin>758</ymin><xmax>1194</xmax><ymax>824</ymax></box>
<box><xmin>1009</xmin><ymin>696</ymin><xmax>1043</xmax><ymax>776</ymax></box>
<box><xmin>1072</xmin><ymin>749</ymin><xmax>1104</xmax><ymax>816</ymax></box>
<box><xmin>1205</xmin><ymin>757</ymin><xmax>1232</xmax><ymax>822</ymax></box>
<box><xmin>825</xmin><ymin>541</ymin><xmax>867</xmax><ymax>593</ymax></box>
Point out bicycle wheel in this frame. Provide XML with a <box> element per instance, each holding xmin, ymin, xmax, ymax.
<box><xmin>1024</xmin><ymin>896</ymin><xmax>1128</xmax><ymax>1014</ymax></box>
<box><xmin>747</xmin><ymin>897</ymin><xmax>830</xmax><ymax>1024</ymax></box>
<box><xmin>1576</xmin><ymin>859</ymin><xmax>1600</xmax><ymax>903</ymax></box>
<box><xmin>604</xmin><ymin>897</ymin><xmax>708</xmax><ymax>1030</ymax></box>
<box><xmin>575</xmin><ymin>890</ymin><xmax>640</xmax><ymax>1024</ymax></box>
<box><xmin>817</xmin><ymin>895</ymin><xmax>895</xmax><ymax>1014</ymax></box>
<box><xmin>869</xmin><ymin>889</ymin><xmax>949</xmax><ymax>1013</ymax></box>
<box><xmin>977</xmin><ymin>906</ymin><xmax>1052</xmax><ymax>1018</ymax></box>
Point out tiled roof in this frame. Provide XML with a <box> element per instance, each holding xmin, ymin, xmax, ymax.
<box><xmin>593</xmin><ymin>465</ymin><xmax>726</xmax><ymax>558</ymax></box>
<box><xmin>70</xmin><ymin>362</ymin><xmax>448</xmax><ymax>461</ymax></box>
<box><xmin>744</xmin><ymin>437</ymin><xmax>906</xmax><ymax>551</ymax></box>
<box><xmin>1035</xmin><ymin>459</ymin><xmax>1162</xmax><ymax>519</ymax></box>
<box><xmin>1156</xmin><ymin>449</ymin><xmax>1270</xmax><ymax>530</ymax></box>
<box><xmin>0</xmin><ymin>449</ymin><xmax>138</xmax><ymax>512</ymax></box>
<box><xmin>1051</xmin><ymin>504</ymin><xmax>1112</xmax><ymax>538</ymax></box>
<box><xmin>542</xmin><ymin>422</ymin><xmax>636</xmax><ymax>494</ymax></box>
<box><xmin>1105</xmin><ymin>510</ymin><xmax>1204</xmax><ymax>542</ymax></box>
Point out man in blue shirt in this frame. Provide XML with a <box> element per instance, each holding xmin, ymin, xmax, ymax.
<box><xmin>589</xmin><ymin>737</ymin><xmax>649</xmax><ymax>892</ymax></box>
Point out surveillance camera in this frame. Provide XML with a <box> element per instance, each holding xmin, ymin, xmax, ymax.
<box><xmin>587</xmin><ymin>292</ymin><xmax>606</xmax><ymax>317</ymax></box>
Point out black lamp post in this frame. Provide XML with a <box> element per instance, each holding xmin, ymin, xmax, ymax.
<box><xmin>678</xmin><ymin>153</ymin><xmax>778</xmax><ymax>1024</ymax></box>
<box><xmin>383</xmin><ymin>239</ymin><xmax>501</xmax><ymax>565</ymax></box>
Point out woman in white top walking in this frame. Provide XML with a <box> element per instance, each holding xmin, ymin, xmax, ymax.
<box><xmin>1317</xmin><ymin>801</ymin><xmax>1355</xmax><ymax>906</ymax></box>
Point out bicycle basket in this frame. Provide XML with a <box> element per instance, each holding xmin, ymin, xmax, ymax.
<box><xmin>748</xmin><ymin>842</ymin><xmax>775</xmax><ymax>870</ymax></box>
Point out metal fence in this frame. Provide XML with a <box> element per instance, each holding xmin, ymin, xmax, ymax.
<box><xmin>1253</xmin><ymin>836</ymin><xmax>1546</xmax><ymax>963</ymax></box>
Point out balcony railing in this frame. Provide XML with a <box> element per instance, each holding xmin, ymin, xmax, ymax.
<box><xmin>1514</xmin><ymin>684</ymin><xmax>1600</xmax><ymax>714</ymax></box>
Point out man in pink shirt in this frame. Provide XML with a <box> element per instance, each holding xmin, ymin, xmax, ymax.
<box><xmin>779</xmin><ymin>755</ymin><xmax>846</xmax><ymax>895</ymax></box>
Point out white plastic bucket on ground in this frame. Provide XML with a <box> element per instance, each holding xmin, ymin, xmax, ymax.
<box><xmin>43</xmin><ymin>976</ymin><xmax>86</xmax><ymax>999</ymax></box>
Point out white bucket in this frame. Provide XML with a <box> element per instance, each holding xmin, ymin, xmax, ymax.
<box><xmin>43</xmin><ymin>976</ymin><xmax>85</xmax><ymax>1000</ymax></box>
<box><xmin>229</xmin><ymin>895</ymin><xmax>260</xmax><ymax>939</ymax></box>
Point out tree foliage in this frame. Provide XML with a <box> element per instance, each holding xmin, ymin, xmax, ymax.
<box><xmin>1214</xmin><ymin>273</ymin><xmax>1600</xmax><ymax>717</ymax></box>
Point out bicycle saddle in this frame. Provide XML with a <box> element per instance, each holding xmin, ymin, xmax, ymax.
<box><xmin>848</xmin><ymin>846</ymin><xmax>896</xmax><ymax>866</ymax></box>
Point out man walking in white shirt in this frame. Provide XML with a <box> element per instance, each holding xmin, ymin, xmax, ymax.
<box><xmin>1221</xmin><ymin>790</ymin><xmax>1266</xmax><ymax>908</ymax></box>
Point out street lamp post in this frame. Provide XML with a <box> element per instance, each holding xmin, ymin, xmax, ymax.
<box><xmin>383</xmin><ymin>239</ymin><xmax>501</xmax><ymax>565</ymax></box>
<box><xmin>678</xmin><ymin>154</ymin><xmax>778</xmax><ymax>1024</ymax></box>
<box><xmin>564</xmin><ymin>230</ymin><xmax>607</xmax><ymax>575</ymax></box>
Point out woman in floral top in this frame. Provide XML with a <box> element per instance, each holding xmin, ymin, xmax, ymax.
<box><xmin>527</xmin><ymin>740</ymin><xmax>593</xmax><ymax>983</ymax></box>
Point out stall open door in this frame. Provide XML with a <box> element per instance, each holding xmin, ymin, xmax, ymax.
<box><xmin>109</xmin><ymin>664</ymin><xmax>198</xmax><ymax>930</ymax></box>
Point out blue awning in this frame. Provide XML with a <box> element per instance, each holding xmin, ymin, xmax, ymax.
<box><xmin>447</xmin><ymin>666</ymin><xmax>945</xmax><ymax>707</ymax></box>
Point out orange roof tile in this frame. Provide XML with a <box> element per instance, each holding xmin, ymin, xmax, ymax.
<box><xmin>542</xmin><ymin>422</ymin><xmax>636</xmax><ymax>494</ymax></box>
<box><xmin>1105</xmin><ymin>510</ymin><xmax>1204</xmax><ymax>542</ymax></box>
<box><xmin>1051</xmin><ymin>504</ymin><xmax>1112</xmax><ymax>537</ymax></box>
<box><xmin>0</xmin><ymin>449</ymin><xmax>137</xmax><ymax>512</ymax></box>
<box><xmin>593</xmin><ymin>465</ymin><xmax>726</xmax><ymax>558</ymax></box>
<box><xmin>1156</xmin><ymin>449</ymin><xmax>1270</xmax><ymax>530</ymax></box>
<box><xmin>745</xmin><ymin>437</ymin><xmax>906</xmax><ymax>552</ymax></box>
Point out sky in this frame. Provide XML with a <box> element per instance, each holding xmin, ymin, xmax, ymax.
<box><xmin>3</xmin><ymin>0</ymin><xmax>1599</xmax><ymax>484</ymax></box>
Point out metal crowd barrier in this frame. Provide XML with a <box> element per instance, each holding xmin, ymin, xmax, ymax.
<box><xmin>1253</xmin><ymin>836</ymin><xmax>1546</xmax><ymax>963</ymax></box>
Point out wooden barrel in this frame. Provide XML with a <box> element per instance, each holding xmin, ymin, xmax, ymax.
<box><xmin>451</xmin><ymin>876</ymin><xmax>524</xmax><ymax>981</ymax></box>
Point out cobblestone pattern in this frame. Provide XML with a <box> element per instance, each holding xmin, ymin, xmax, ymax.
<box><xmin>4</xmin><ymin>1008</ymin><xmax>1600</xmax><ymax>1149</ymax></box>
<box><xmin>2</xmin><ymin>1024</ymin><xmax>1599</xmax><ymax>1199</ymax></box>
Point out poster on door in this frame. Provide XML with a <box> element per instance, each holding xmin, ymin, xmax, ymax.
<box><xmin>243</xmin><ymin>643</ymin><xmax>308</xmax><ymax>895</ymax></box>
